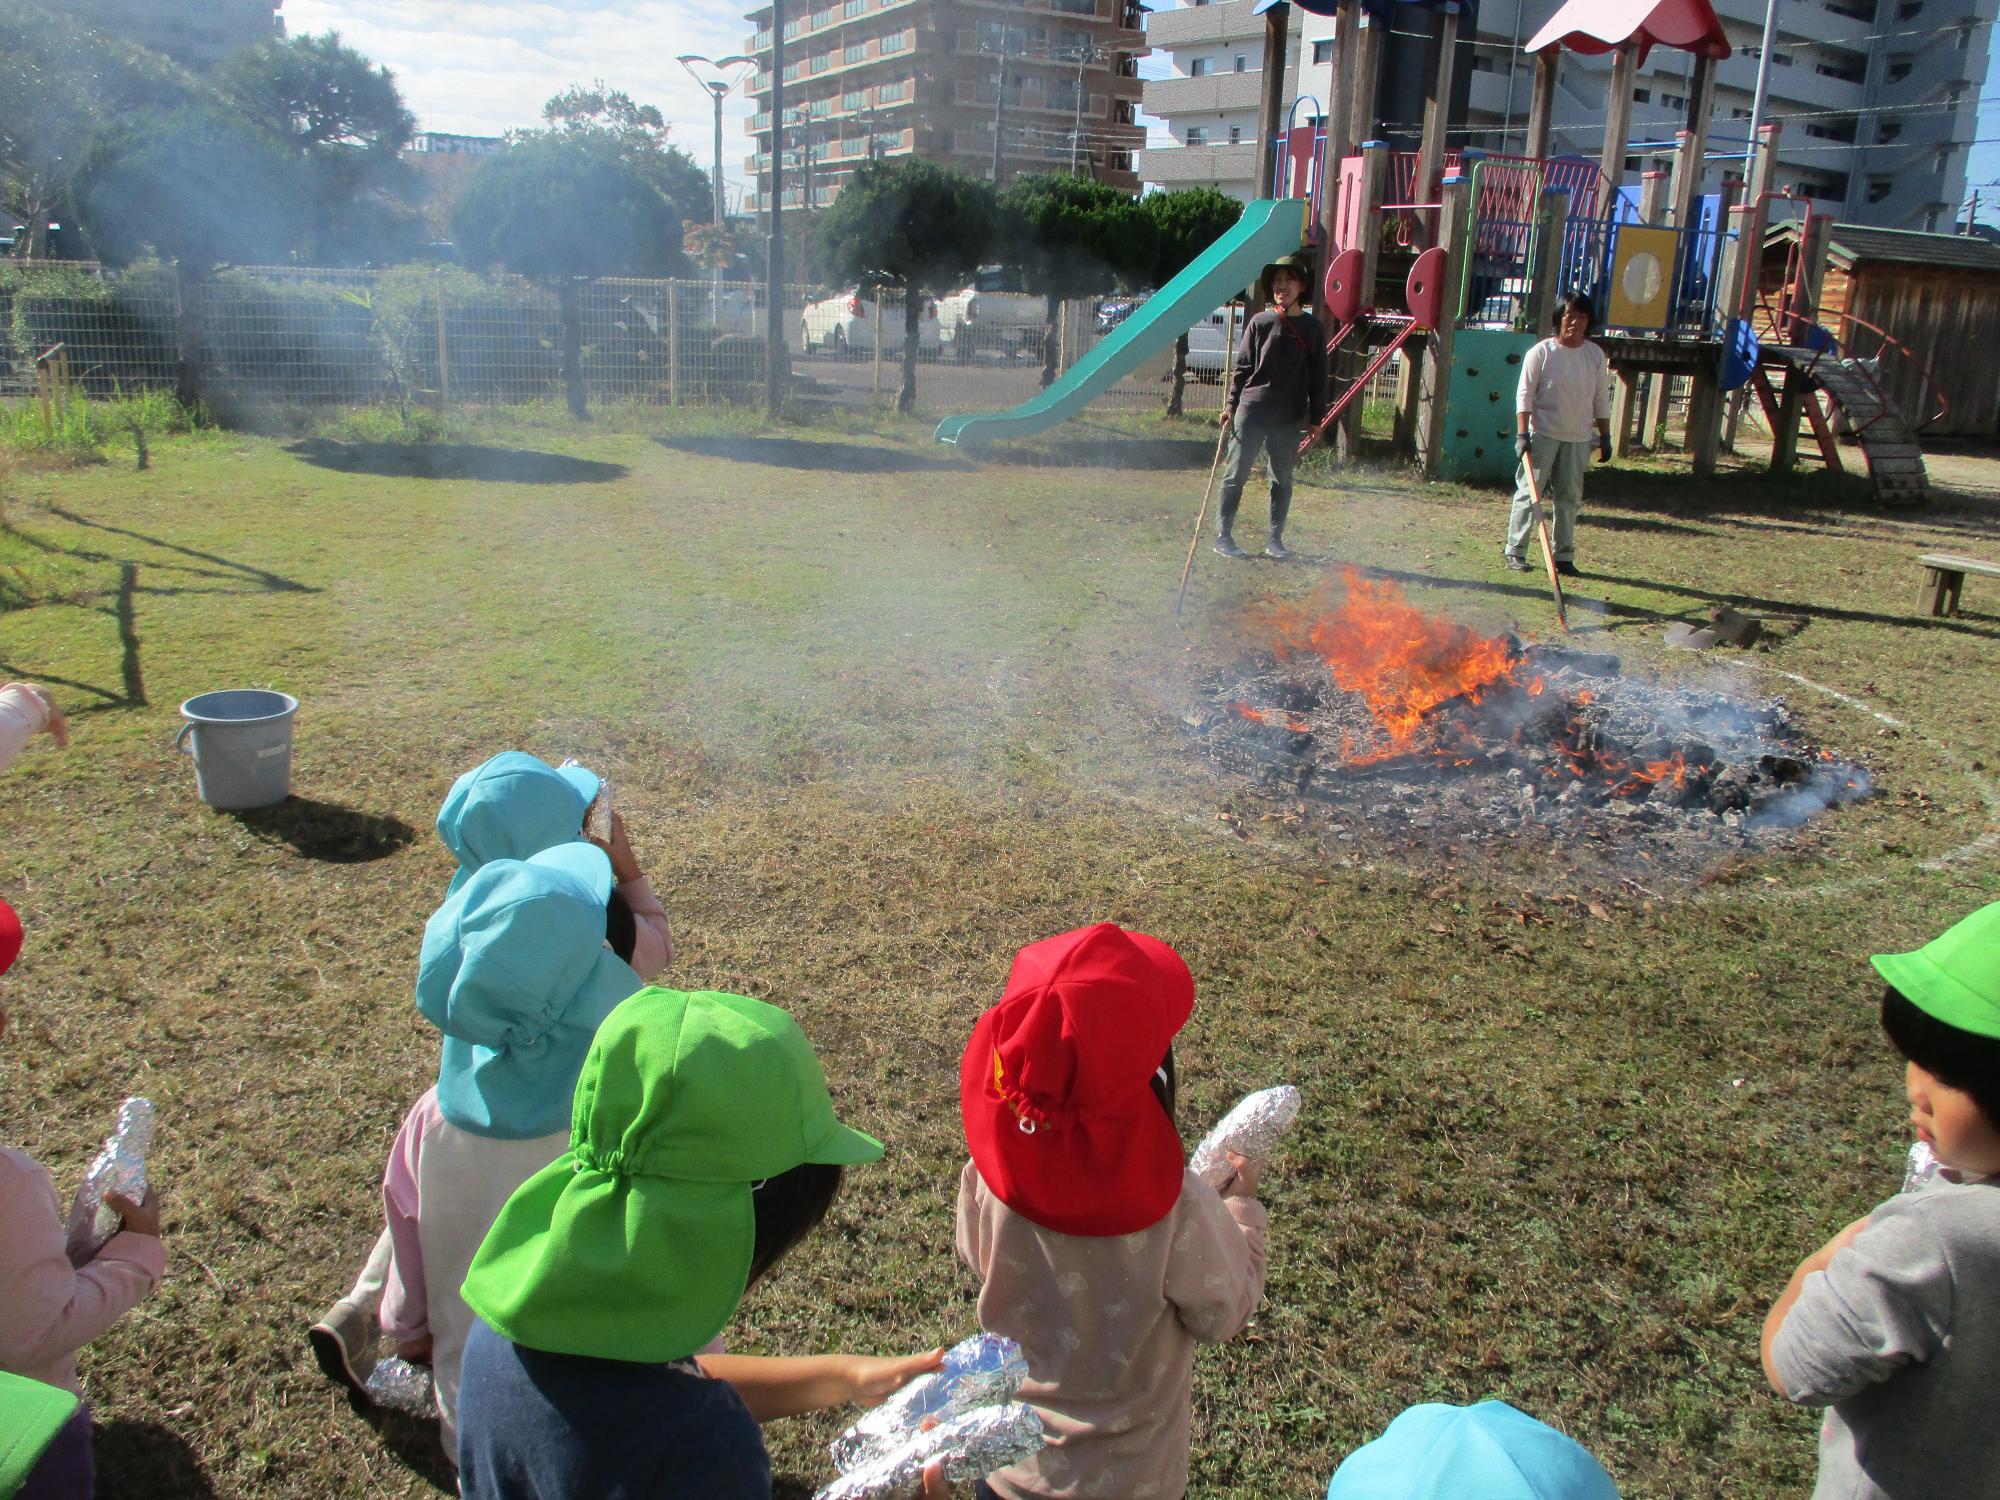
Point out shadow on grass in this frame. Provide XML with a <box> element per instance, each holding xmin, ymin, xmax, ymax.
<box><xmin>226</xmin><ymin>797</ymin><xmax>417</xmax><ymax>863</ymax></box>
<box><xmin>355</xmin><ymin>1405</ymin><xmax>457</xmax><ymax>1493</ymax></box>
<box><xmin>985</xmin><ymin>435</ymin><xmax>1221</xmax><ymax>470</ymax></box>
<box><xmin>654</xmin><ymin>434</ymin><xmax>972</xmax><ymax>473</ymax></box>
<box><xmin>286</xmin><ymin>441</ymin><xmax>628</xmax><ymax>484</ymax></box>
<box><xmin>1589</xmin><ymin>465</ymin><xmax>2000</xmax><ymax>543</ymax></box>
<box><xmin>94</xmin><ymin>1418</ymin><xmax>218</xmax><ymax>1498</ymax></box>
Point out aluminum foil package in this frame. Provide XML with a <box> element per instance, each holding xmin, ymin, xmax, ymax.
<box><xmin>64</xmin><ymin>1097</ymin><xmax>154</xmax><ymax>1265</ymax></box>
<box><xmin>1903</xmin><ymin>1139</ymin><xmax>1940</xmax><ymax>1194</ymax></box>
<box><xmin>1190</xmin><ymin>1085</ymin><xmax>1301</xmax><ymax>1185</ymax></box>
<box><xmin>831</xmin><ymin>1333</ymin><xmax>1029</xmax><ymax>1472</ymax></box>
<box><xmin>363</xmin><ymin>1355</ymin><xmax>437</xmax><ymax>1418</ymax></box>
<box><xmin>814</xmin><ymin>1403</ymin><xmax>1046</xmax><ymax>1500</ymax></box>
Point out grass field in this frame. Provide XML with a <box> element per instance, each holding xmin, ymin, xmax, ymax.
<box><xmin>2</xmin><ymin>405</ymin><xmax>1997</xmax><ymax>1498</ymax></box>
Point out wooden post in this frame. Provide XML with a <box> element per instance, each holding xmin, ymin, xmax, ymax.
<box><xmin>1772</xmin><ymin>213</ymin><xmax>1834</xmax><ymax>472</ymax></box>
<box><xmin>1668</xmin><ymin>53</ymin><xmax>1717</xmax><ymax>229</ymax></box>
<box><xmin>1320</xmin><ymin>0</ymin><xmax>1359</xmax><ymax>249</ymax></box>
<box><xmin>434</xmin><ymin>271</ymin><xmax>451</xmax><ymax>409</ymax></box>
<box><xmin>1703</xmin><ymin>127</ymin><xmax>1777</xmax><ymax>471</ymax></box>
<box><xmin>1638</xmin><ymin>165</ymin><xmax>1669</xmax><ymax>224</ymax></box>
<box><xmin>1597</xmin><ymin>45</ymin><xmax>1639</xmax><ymax>209</ymax></box>
<box><xmin>1524</xmin><ymin>49</ymin><xmax>1559</xmax><ymax>161</ymax></box>
<box><xmin>1418</xmin><ymin>175</ymin><xmax>1471</xmax><ymax>477</ymax></box>
<box><xmin>1339</xmin><ymin>140</ymin><xmax>1390</xmax><ymax>458</ymax></box>
<box><xmin>1634</xmin><ymin>165</ymin><xmax>1671</xmax><ymax>449</ymax></box>
<box><xmin>1414</xmin><ymin>2</ymin><xmax>1461</xmax><ymax>205</ymax></box>
<box><xmin>1349</xmin><ymin>11</ymin><xmax>1386</xmax><ymax>154</ymax></box>
<box><xmin>1524</xmin><ymin>186</ymin><xmax>1571</xmax><ymax>332</ymax></box>
<box><xmin>1691</xmin><ymin>173</ymin><xmax>1739</xmax><ymax>454</ymax></box>
<box><xmin>1252</xmin><ymin>2</ymin><xmax>1292</xmax><ymax>202</ymax></box>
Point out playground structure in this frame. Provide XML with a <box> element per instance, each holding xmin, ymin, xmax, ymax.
<box><xmin>934</xmin><ymin>0</ymin><xmax>1944</xmax><ymax>504</ymax></box>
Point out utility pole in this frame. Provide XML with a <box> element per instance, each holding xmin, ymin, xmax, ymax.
<box><xmin>1068</xmin><ymin>38</ymin><xmax>1101</xmax><ymax>177</ymax></box>
<box><xmin>766</xmin><ymin>0</ymin><xmax>786</xmax><ymax>417</ymax></box>
<box><xmin>677</xmin><ymin>52</ymin><xmax>753</xmax><ymax>324</ymax></box>
<box><xmin>984</xmin><ymin>26</ymin><xmax>1029</xmax><ymax>183</ymax></box>
<box><xmin>1744</xmin><ymin>0</ymin><xmax>1778</xmax><ymax>174</ymax></box>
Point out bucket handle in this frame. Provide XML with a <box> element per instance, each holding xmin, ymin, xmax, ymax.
<box><xmin>175</xmin><ymin>721</ymin><xmax>197</xmax><ymax>758</ymax></box>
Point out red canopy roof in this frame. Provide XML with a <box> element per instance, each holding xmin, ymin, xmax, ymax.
<box><xmin>1524</xmin><ymin>0</ymin><xmax>1732</xmax><ymax>63</ymax></box>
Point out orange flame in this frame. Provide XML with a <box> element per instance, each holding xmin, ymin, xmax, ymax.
<box><xmin>1259</xmin><ymin>569</ymin><xmax>1520</xmax><ymax>760</ymax></box>
<box><xmin>1232</xmin><ymin>702</ymin><xmax>1313</xmax><ymax>734</ymax></box>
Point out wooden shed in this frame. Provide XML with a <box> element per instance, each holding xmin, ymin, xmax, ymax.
<box><xmin>1762</xmin><ymin>223</ymin><xmax>2000</xmax><ymax>438</ymax></box>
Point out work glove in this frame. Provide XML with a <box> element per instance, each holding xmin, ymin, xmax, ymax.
<box><xmin>1514</xmin><ymin>432</ymin><xmax>1531</xmax><ymax>458</ymax></box>
<box><xmin>1598</xmin><ymin>432</ymin><xmax>1613</xmax><ymax>464</ymax></box>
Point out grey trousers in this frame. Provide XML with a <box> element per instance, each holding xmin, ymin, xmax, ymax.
<box><xmin>1506</xmin><ymin>434</ymin><xmax>1589</xmax><ymax>563</ymax></box>
<box><xmin>1218</xmin><ymin>413</ymin><xmax>1301</xmax><ymax>538</ymax></box>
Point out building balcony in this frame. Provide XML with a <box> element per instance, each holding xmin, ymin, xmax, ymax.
<box><xmin>1141</xmin><ymin>69</ymin><xmax>1276</xmax><ymax>117</ymax></box>
<box><xmin>1146</xmin><ymin>0</ymin><xmax>1293</xmax><ymax>50</ymax></box>
<box><xmin>1137</xmin><ymin>141</ymin><xmax>1259</xmax><ymax>191</ymax></box>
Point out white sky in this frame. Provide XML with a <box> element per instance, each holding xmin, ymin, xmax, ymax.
<box><xmin>282</xmin><ymin>0</ymin><xmax>2000</xmax><ymax>222</ymax></box>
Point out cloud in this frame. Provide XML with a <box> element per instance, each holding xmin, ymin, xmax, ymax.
<box><xmin>283</xmin><ymin>0</ymin><xmax>761</xmax><ymax>195</ymax></box>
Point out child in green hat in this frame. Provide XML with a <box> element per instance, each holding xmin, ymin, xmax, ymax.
<box><xmin>1762</xmin><ymin>900</ymin><xmax>2000</xmax><ymax>1499</ymax></box>
<box><xmin>456</xmin><ymin>985</ymin><xmax>947</xmax><ymax>1497</ymax></box>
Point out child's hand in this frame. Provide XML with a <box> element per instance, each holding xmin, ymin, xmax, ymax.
<box><xmin>1216</xmin><ymin>1150</ymin><xmax>1263</xmax><ymax>1200</ymax></box>
<box><xmin>920</xmin><ymin>1460</ymin><xmax>951</xmax><ymax>1498</ymax></box>
<box><xmin>106</xmin><ymin>1186</ymin><xmax>162</xmax><ymax>1239</ymax></box>
<box><xmin>845</xmin><ymin>1347</ymin><xmax>945</xmax><ymax>1408</ymax></box>
<box><xmin>590</xmin><ymin>810</ymin><xmax>643</xmax><ymax>884</ymax></box>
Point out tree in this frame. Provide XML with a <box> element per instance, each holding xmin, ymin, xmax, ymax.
<box><xmin>452</xmin><ymin>131</ymin><xmax>689</xmax><ymax>417</ymax></box>
<box><xmin>214</xmin><ymin>30</ymin><xmax>420</xmax><ymax>264</ymax></box>
<box><xmin>0</xmin><ymin>1</ymin><xmax>196</xmax><ymax>259</ymax></box>
<box><xmin>999</xmin><ymin>173</ymin><xmax>1155</xmax><ymax>388</ymax></box>
<box><xmin>540</xmin><ymin>81</ymin><xmax>713</xmax><ymax>230</ymax></box>
<box><xmin>812</xmin><ymin>157</ymin><xmax>997</xmax><ymax>414</ymax></box>
<box><xmin>1141</xmin><ymin>188</ymin><xmax>1245</xmax><ymax>416</ymax></box>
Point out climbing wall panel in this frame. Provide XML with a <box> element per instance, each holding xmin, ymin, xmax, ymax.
<box><xmin>1439</xmin><ymin>329</ymin><xmax>1538</xmax><ymax>482</ymax></box>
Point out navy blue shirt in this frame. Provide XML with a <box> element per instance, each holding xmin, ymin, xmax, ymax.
<box><xmin>457</xmin><ymin>1319</ymin><xmax>770</xmax><ymax>1499</ymax></box>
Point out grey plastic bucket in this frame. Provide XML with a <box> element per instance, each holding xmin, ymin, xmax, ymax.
<box><xmin>176</xmin><ymin>690</ymin><xmax>298</xmax><ymax>810</ymax></box>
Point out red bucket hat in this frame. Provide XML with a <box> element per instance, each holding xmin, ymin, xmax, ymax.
<box><xmin>0</xmin><ymin>898</ymin><xmax>20</xmax><ymax>976</ymax></box>
<box><xmin>960</xmin><ymin>922</ymin><xmax>1193</xmax><ymax>1237</ymax></box>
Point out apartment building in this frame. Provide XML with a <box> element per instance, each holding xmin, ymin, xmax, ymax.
<box><xmin>59</xmin><ymin>0</ymin><xmax>283</xmax><ymax>69</ymax></box>
<box><xmin>1458</xmin><ymin>0</ymin><xmax>1995</xmax><ymax>230</ymax></box>
<box><xmin>1138</xmin><ymin>0</ymin><xmax>1477</xmax><ymax>201</ymax></box>
<box><xmin>742</xmin><ymin>0</ymin><xmax>1149</xmax><ymax>213</ymax></box>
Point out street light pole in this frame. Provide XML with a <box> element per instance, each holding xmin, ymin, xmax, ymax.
<box><xmin>1744</xmin><ymin>0</ymin><xmax>1778</xmax><ymax>174</ymax></box>
<box><xmin>677</xmin><ymin>52</ymin><xmax>754</xmax><ymax>324</ymax></box>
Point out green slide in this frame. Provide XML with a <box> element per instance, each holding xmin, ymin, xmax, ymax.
<box><xmin>933</xmin><ymin>198</ymin><xmax>1308</xmax><ymax>447</ymax></box>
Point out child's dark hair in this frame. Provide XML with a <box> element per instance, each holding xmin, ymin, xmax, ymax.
<box><xmin>605</xmin><ymin>890</ymin><xmax>636</xmax><ymax>964</ymax></box>
<box><xmin>1553</xmin><ymin>291</ymin><xmax>1597</xmax><ymax>331</ymax></box>
<box><xmin>1150</xmin><ymin>1044</ymin><xmax>1177</xmax><ymax>1125</ymax></box>
<box><xmin>1881</xmin><ymin>985</ymin><xmax>2000</xmax><ymax>1126</ymax></box>
<box><xmin>747</xmin><ymin>1162</ymin><xmax>843</xmax><ymax>1287</ymax></box>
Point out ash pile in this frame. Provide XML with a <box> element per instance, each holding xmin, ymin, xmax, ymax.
<box><xmin>1185</xmin><ymin>572</ymin><xmax>1875</xmax><ymax>876</ymax></box>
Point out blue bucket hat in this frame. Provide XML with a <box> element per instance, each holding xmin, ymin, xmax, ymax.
<box><xmin>436</xmin><ymin>752</ymin><xmax>601</xmax><ymax>895</ymax></box>
<box><xmin>417</xmin><ymin>842</ymin><xmax>642</xmax><ymax>1140</ymax></box>
<box><xmin>1326</xmin><ymin>1402</ymin><xmax>1620</xmax><ymax>1500</ymax></box>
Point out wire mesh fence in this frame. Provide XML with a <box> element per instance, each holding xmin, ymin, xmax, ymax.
<box><xmin>1</xmin><ymin>261</ymin><xmax>1256</xmax><ymax>423</ymax></box>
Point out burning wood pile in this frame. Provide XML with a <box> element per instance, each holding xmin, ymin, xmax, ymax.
<box><xmin>1188</xmin><ymin>570</ymin><xmax>1873</xmax><ymax>874</ymax></box>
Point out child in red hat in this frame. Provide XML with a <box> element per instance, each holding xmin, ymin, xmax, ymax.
<box><xmin>0</xmin><ymin>898</ymin><xmax>166</xmax><ymax>1500</ymax></box>
<box><xmin>956</xmin><ymin>922</ymin><xmax>1268</xmax><ymax>1500</ymax></box>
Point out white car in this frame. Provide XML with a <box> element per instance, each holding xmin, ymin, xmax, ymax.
<box><xmin>936</xmin><ymin>266</ymin><xmax>1049</xmax><ymax>360</ymax></box>
<box><xmin>799</xmin><ymin>289</ymin><xmax>940</xmax><ymax>358</ymax></box>
<box><xmin>1184</xmin><ymin>304</ymin><xmax>1247</xmax><ymax>381</ymax></box>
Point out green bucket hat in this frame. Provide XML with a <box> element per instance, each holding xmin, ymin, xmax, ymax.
<box><xmin>1260</xmin><ymin>252</ymin><xmax>1315</xmax><ymax>305</ymax></box>
<box><xmin>1872</xmin><ymin>900</ymin><xmax>2000</xmax><ymax>1039</ymax></box>
<box><xmin>461</xmin><ymin>986</ymin><xmax>883</xmax><ymax>1364</ymax></box>
<box><xmin>0</xmin><ymin>1371</ymin><xmax>79</xmax><ymax>1498</ymax></box>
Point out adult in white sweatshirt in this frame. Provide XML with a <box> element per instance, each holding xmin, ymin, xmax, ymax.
<box><xmin>1505</xmin><ymin>292</ymin><xmax>1612</xmax><ymax>577</ymax></box>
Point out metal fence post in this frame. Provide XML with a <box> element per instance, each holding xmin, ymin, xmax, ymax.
<box><xmin>435</xmin><ymin>271</ymin><xmax>451</xmax><ymax>410</ymax></box>
<box><xmin>669</xmin><ymin>280</ymin><xmax>682</xmax><ymax>408</ymax></box>
<box><xmin>873</xmin><ymin>289</ymin><xmax>884</xmax><ymax>396</ymax></box>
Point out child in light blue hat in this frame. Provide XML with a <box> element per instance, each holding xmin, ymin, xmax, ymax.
<box><xmin>312</xmin><ymin>752</ymin><xmax>675</xmax><ymax>1397</ymax></box>
<box><xmin>372</xmin><ymin>842</ymin><xmax>646</xmax><ymax>1454</ymax></box>
<box><xmin>1325</xmin><ymin>1401</ymin><xmax>1620</xmax><ymax>1500</ymax></box>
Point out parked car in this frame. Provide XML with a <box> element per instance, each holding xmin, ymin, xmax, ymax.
<box><xmin>936</xmin><ymin>266</ymin><xmax>1049</xmax><ymax>360</ymax></box>
<box><xmin>1095</xmin><ymin>295</ymin><xmax>1144</xmax><ymax>335</ymax></box>
<box><xmin>799</xmin><ymin>288</ymin><xmax>940</xmax><ymax>358</ymax></box>
<box><xmin>1183</xmin><ymin>304</ymin><xmax>1247</xmax><ymax>381</ymax></box>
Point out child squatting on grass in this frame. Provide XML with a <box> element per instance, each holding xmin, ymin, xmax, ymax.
<box><xmin>0</xmin><ymin>897</ymin><xmax>165</xmax><ymax>1500</ymax></box>
<box><xmin>1761</xmin><ymin>899</ymin><xmax>2000</xmax><ymax>1499</ymax></box>
<box><xmin>956</xmin><ymin>922</ymin><xmax>1268</xmax><ymax>1500</ymax></box>
<box><xmin>1324</xmin><ymin>1399</ymin><xmax>1622</xmax><ymax>1500</ymax></box>
<box><xmin>453</xmin><ymin>985</ymin><xmax>951</xmax><ymax>1498</ymax></box>
<box><xmin>309</xmin><ymin>751</ymin><xmax>673</xmax><ymax>1400</ymax></box>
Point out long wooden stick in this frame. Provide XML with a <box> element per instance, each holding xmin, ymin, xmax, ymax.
<box><xmin>1520</xmin><ymin>444</ymin><xmax>1569</xmax><ymax>633</ymax></box>
<box><xmin>1174</xmin><ymin>421</ymin><xmax>1233</xmax><ymax>615</ymax></box>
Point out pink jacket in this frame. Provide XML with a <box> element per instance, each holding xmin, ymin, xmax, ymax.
<box><xmin>0</xmin><ymin>686</ymin><xmax>52</xmax><ymax>775</ymax></box>
<box><xmin>0</xmin><ymin>1146</ymin><xmax>165</xmax><ymax>1393</ymax></box>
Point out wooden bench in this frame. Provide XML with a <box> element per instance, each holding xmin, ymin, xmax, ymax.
<box><xmin>1918</xmin><ymin>552</ymin><xmax>2000</xmax><ymax>617</ymax></box>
